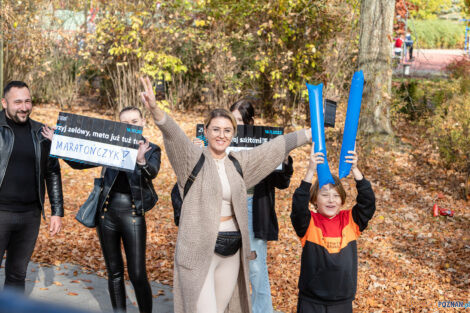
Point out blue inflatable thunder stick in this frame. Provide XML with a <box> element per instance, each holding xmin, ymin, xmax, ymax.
<box><xmin>338</xmin><ymin>70</ymin><xmax>364</xmax><ymax>179</ymax></box>
<box><xmin>306</xmin><ymin>83</ymin><xmax>335</xmax><ymax>189</ymax></box>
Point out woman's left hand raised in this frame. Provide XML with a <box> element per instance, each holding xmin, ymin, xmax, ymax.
<box><xmin>136</xmin><ymin>139</ymin><xmax>151</xmax><ymax>165</ymax></box>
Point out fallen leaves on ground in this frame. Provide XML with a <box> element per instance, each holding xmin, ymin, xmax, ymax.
<box><xmin>31</xmin><ymin>104</ymin><xmax>469</xmax><ymax>312</ymax></box>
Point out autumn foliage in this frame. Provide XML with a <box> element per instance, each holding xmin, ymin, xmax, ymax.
<box><xmin>394</xmin><ymin>0</ymin><xmax>418</xmax><ymax>33</ymax></box>
<box><xmin>2</xmin><ymin>0</ymin><xmax>469</xmax><ymax>311</ymax></box>
<box><xmin>29</xmin><ymin>102</ymin><xmax>469</xmax><ymax>312</ymax></box>
<box><xmin>1</xmin><ymin>0</ymin><xmax>360</xmax><ymax>124</ymax></box>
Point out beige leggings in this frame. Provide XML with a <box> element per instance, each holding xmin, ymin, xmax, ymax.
<box><xmin>196</xmin><ymin>219</ymin><xmax>241</xmax><ymax>313</ymax></box>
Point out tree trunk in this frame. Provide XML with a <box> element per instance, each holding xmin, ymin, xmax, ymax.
<box><xmin>358</xmin><ymin>0</ymin><xmax>395</xmax><ymax>134</ymax></box>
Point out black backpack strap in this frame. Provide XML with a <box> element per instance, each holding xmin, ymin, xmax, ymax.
<box><xmin>183</xmin><ymin>153</ymin><xmax>205</xmax><ymax>198</ymax></box>
<box><xmin>228</xmin><ymin>154</ymin><xmax>243</xmax><ymax>178</ymax></box>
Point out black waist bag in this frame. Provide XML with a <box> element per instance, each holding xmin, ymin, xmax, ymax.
<box><xmin>215</xmin><ymin>231</ymin><xmax>242</xmax><ymax>256</ymax></box>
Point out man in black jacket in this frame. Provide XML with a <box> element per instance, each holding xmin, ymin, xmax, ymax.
<box><xmin>0</xmin><ymin>81</ymin><xmax>63</xmax><ymax>292</ymax></box>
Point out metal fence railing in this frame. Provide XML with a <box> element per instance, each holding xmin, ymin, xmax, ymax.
<box><xmin>461</xmin><ymin>19</ymin><xmax>470</xmax><ymax>56</ymax></box>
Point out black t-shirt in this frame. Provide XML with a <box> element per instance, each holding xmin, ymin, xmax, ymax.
<box><xmin>110</xmin><ymin>171</ymin><xmax>131</xmax><ymax>194</ymax></box>
<box><xmin>0</xmin><ymin>117</ymin><xmax>40</xmax><ymax>211</ymax></box>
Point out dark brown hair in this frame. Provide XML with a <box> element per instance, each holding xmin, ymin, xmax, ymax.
<box><xmin>309</xmin><ymin>175</ymin><xmax>347</xmax><ymax>205</ymax></box>
<box><xmin>229</xmin><ymin>99</ymin><xmax>255</xmax><ymax>125</ymax></box>
<box><xmin>204</xmin><ymin>108</ymin><xmax>237</xmax><ymax>136</ymax></box>
<box><xmin>3</xmin><ymin>81</ymin><xmax>29</xmax><ymax>98</ymax></box>
<box><xmin>119</xmin><ymin>106</ymin><xmax>143</xmax><ymax>118</ymax></box>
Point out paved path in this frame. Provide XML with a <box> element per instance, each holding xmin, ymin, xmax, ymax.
<box><xmin>394</xmin><ymin>48</ymin><xmax>469</xmax><ymax>76</ymax></box>
<box><xmin>1</xmin><ymin>262</ymin><xmax>173</xmax><ymax>313</ymax></box>
<box><xmin>1</xmin><ymin>262</ymin><xmax>284</xmax><ymax>313</ymax></box>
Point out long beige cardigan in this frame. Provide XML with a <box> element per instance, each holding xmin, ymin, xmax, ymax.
<box><xmin>155</xmin><ymin>113</ymin><xmax>309</xmax><ymax>313</ymax></box>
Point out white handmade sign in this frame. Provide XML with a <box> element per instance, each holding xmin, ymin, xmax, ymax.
<box><xmin>50</xmin><ymin>112</ymin><xmax>143</xmax><ymax>172</ymax></box>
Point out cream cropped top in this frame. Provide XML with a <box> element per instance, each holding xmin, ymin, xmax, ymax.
<box><xmin>215</xmin><ymin>157</ymin><xmax>235</xmax><ymax>218</ymax></box>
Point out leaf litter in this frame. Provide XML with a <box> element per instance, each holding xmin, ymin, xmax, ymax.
<box><xmin>30</xmin><ymin>104</ymin><xmax>469</xmax><ymax>312</ymax></box>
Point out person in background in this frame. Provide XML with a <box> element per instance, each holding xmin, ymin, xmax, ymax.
<box><xmin>394</xmin><ymin>33</ymin><xmax>405</xmax><ymax>58</ymax></box>
<box><xmin>0</xmin><ymin>81</ymin><xmax>63</xmax><ymax>293</ymax></box>
<box><xmin>230</xmin><ymin>99</ymin><xmax>293</xmax><ymax>313</ymax></box>
<box><xmin>43</xmin><ymin>107</ymin><xmax>161</xmax><ymax>313</ymax></box>
<box><xmin>405</xmin><ymin>32</ymin><xmax>414</xmax><ymax>61</ymax></box>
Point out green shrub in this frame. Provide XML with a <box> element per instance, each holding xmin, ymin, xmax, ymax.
<box><xmin>446</xmin><ymin>56</ymin><xmax>470</xmax><ymax>78</ymax></box>
<box><xmin>394</xmin><ymin>80</ymin><xmax>425</xmax><ymax>120</ymax></box>
<box><xmin>408</xmin><ymin>0</ymin><xmax>453</xmax><ymax>19</ymax></box>
<box><xmin>428</xmin><ymin>90</ymin><xmax>470</xmax><ymax>174</ymax></box>
<box><xmin>81</xmin><ymin>0</ymin><xmax>357</xmax><ymax>121</ymax></box>
<box><xmin>410</xmin><ymin>19</ymin><xmax>465</xmax><ymax>49</ymax></box>
<box><xmin>446</xmin><ymin>56</ymin><xmax>470</xmax><ymax>93</ymax></box>
<box><xmin>392</xmin><ymin>79</ymin><xmax>454</xmax><ymax>120</ymax></box>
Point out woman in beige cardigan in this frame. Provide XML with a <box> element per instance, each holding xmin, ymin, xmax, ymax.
<box><xmin>140</xmin><ymin>77</ymin><xmax>311</xmax><ymax>313</ymax></box>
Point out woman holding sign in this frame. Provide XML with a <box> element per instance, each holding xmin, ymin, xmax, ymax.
<box><xmin>140</xmin><ymin>77</ymin><xmax>311</xmax><ymax>313</ymax></box>
<box><xmin>43</xmin><ymin>107</ymin><xmax>161</xmax><ymax>313</ymax></box>
<box><xmin>230</xmin><ymin>99</ymin><xmax>293</xmax><ymax>313</ymax></box>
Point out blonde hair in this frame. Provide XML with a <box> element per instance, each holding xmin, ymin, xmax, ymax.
<box><xmin>204</xmin><ymin>108</ymin><xmax>237</xmax><ymax>136</ymax></box>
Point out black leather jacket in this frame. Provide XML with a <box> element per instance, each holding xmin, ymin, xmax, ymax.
<box><xmin>252</xmin><ymin>156</ymin><xmax>293</xmax><ymax>241</ymax></box>
<box><xmin>0</xmin><ymin>110</ymin><xmax>64</xmax><ymax>218</ymax></box>
<box><xmin>66</xmin><ymin>142</ymin><xmax>161</xmax><ymax>215</ymax></box>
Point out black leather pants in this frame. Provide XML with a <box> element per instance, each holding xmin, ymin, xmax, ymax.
<box><xmin>97</xmin><ymin>192</ymin><xmax>152</xmax><ymax>313</ymax></box>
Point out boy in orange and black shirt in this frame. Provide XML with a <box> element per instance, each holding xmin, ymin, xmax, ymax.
<box><xmin>290</xmin><ymin>145</ymin><xmax>375</xmax><ymax>313</ymax></box>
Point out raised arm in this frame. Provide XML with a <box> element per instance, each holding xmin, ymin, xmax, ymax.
<box><xmin>140</xmin><ymin>77</ymin><xmax>201</xmax><ymax>183</ymax></box>
<box><xmin>290</xmin><ymin>181</ymin><xmax>312</xmax><ymax>238</ymax></box>
<box><xmin>140</xmin><ymin>77</ymin><xmax>166</xmax><ymax>123</ymax></box>
<box><xmin>346</xmin><ymin>150</ymin><xmax>375</xmax><ymax>231</ymax></box>
<box><xmin>291</xmin><ymin>144</ymin><xmax>323</xmax><ymax>237</ymax></box>
<box><xmin>233</xmin><ymin>129</ymin><xmax>311</xmax><ymax>189</ymax></box>
<box><xmin>351</xmin><ymin>178</ymin><xmax>376</xmax><ymax>232</ymax></box>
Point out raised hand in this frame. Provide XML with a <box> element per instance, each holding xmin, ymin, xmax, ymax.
<box><xmin>304</xmin><ymin>142</ymin><xmax>324</xmax><ymax>183</ymax></box>
<box><xmin>140</xmin><ymin>77</ymin><xmax>165</xmax><ymax>122</ymax></box>
<box><xmin>344</xmin><ymin>150</ymin><xmax>363</xmax><ymax>180</ymax></box>
<box><xmin>136</xmin><ymin>139</ymin><xmax>152</xmax><ymax>165</ymax></box>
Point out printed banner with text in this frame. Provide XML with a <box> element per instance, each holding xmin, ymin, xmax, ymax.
<box><xmin>195</xmin><ymin>124</ymin><xmax>284</xmax><ymax>171</ymax></box>
<box><xmin>50</xmin><ymin>113</ymin><xmax>143</xmax><ymax>172</ymax></box>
